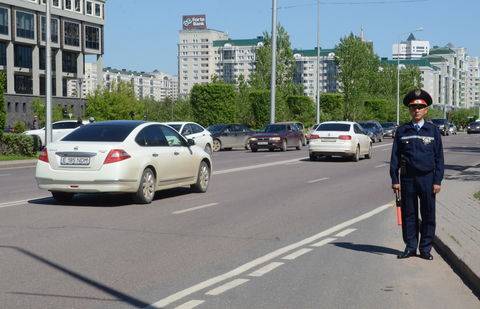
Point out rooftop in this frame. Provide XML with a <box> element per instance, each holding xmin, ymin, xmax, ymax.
<box><xmin>213</xmin><ymin>37</ymin><xmax>264</xmax><ymax>47</ymax></box>
<box><xmin>429</xmin><ymin>47</ymin><xmax>455</xmax><ymax>55</ymax></box>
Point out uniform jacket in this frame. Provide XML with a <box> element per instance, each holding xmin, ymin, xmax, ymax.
<box><xmin>390</xmin><ymin>121</ymin><xmax>444</xmax><ymax>185</ymax></box>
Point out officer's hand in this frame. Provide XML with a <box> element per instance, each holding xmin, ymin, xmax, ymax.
<box><xmin>433</xmin><ymin>185</ymin><xmax>441</xmax><ymax>194</ymax></box>
<box><xmin>392</xmin><ymin>184</ymin><xmax>400</xmax><ymax>194</ymax></box>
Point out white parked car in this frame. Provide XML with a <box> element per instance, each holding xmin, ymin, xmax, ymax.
<box><xmin>35</xmin><ymin>121</ymin><xmax>212</xmax><ymax>204</ymax></box>
<box><xmin>308</xmin><ymin>121</ymin><xmax>372</xmax><ymax>161</ymax></box>
<box><xmin>164</xmin><ymin>122</ymin><xmax>213</xmax><ymax>155</ymax></box>
<box><xmin>25</xmin><ymin>120</ymin><xmax>88</xmax><ymax>148</ymax></box>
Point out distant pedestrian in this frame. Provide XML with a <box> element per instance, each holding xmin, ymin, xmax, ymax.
<box><xmin>390</xmin><ymin>89</ymin><xmax>444</xmax><ymax>260</ymax></box>
<box><xmin>77</xmin><ymin>117</ymin><xmax>83</xmax><ymax>125</ymax></box>
<box><xmin>32</xmin><ymin>116</ymin><xmax>39</xmax><ymax>129</ymax></box>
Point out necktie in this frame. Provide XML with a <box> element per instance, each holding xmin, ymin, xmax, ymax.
<box><xmin>414</xmin><ymin>124</ymin><xmax>420</xmax><ymax>132</ymax></box>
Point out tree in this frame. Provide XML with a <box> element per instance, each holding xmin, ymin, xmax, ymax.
<box><xmin>235</xmin><ymin>75</ymin><xmax>253</xmax><ymax>125</ymax></box>
<box><xmin>248</xmin><ymin>90</ymin><xmax>270</xmax><ymax>129</ymax></box>
<box><xmin>335</xmin><ymin>34</ymin><xmax>380</xmax><ymax>120</ymax></box>
<box><xmin>449</xmin><ymin>108</ymin><xmax>478</xmax><ymax>128</ymax></box>
<box><xmin>190</xmin><ymin>82</ymin><xmax>236</xmax><ymax>126</ymax></box>
<box><xmin>31</xmin><ymin>98</ymin><xmax>64</xmax><ymax>126</ymax></box>
<box><xmin>287</xmin><ymin>96</ymin><xmax>315</xmax><ymax>126</ymax></box>
<box><xmin>319</xmin><ymin>93</ymin><xmax>344</xmax><ymax>122</ymax></box>
<box><xmin>86</xmin><ymin>81</ymin><xmax>144</xmax><ymax>121</ymax></box>
<box><xmin>0</xmin><ymin>71</ymin><xmax>5</xmax><ymax>132</ymax></box>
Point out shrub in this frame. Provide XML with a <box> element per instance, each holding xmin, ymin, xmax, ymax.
<box><xmin>13</xmin><ymin>121</ymin><xmax>27</xmax><ymax>133</ymax></box>
<box><xmin>0</xmin><ymin>133</ymin><xmax>36</xmax><ymax>157</ymax></box>
<box><xmin>190</xmin><ymin>83</ymin><xmax>236</xmax><ymax>126</ymax></box>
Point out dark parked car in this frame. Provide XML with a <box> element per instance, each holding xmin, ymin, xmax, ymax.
<box><xmin>207</xmin><ymin>124</ymin><xmax>254</xmax><ymax>151</ymax></box>
<box><xmin>249</xmin><ymin>123</ymin><xmax>304</xmax><ymax>152</ymax></box>
<box><xmin>381</xmin><ymin>122</ymin><xmax>398</xmax><ymax>138</ymax></box>
<box><xmin>467</xmin><ymin>120</ymin><xmax>480</xmax><ymax>134</ymax></box>
<box><xmin>358</xmin><ymin>121</ymin><xmax>384</xmax><ymax>143</ymax></box>
<box><xmin>430</xmin><ymin>118</ymin><xmax>450</xmax><ymax>135</ymax></box>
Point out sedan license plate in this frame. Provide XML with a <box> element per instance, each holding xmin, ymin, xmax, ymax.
<box><xmin>60</xmin><ymin>156</ymin><xmax>90</xmax><ymax>166</ymax></box>
<box><xmin>321</xmin><ymin>138</ymin><xmax>336</xmax><ymax>142</ymax></box>
<box><xmin>258</xmin><ymin>142</ymin><xmax>268</xmax><ymax>145</ymax></box>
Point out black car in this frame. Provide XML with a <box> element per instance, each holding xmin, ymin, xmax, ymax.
<box><xmin>358</xmin><ymin>121</ymin><xmax>384</xmax><ymax>143</ymax></box>
<box><xmin>207</xmin><ymin>124</ymin><xmax>254</xmax><ymax>151</ymax></box>
<box><xmin>381</xmin><ymin>122</ymin><xmax>398</xmax><ymax>138</ymax></box>
<box><xmin>430</xmin><ymin>118</ymin><xmax>450</xmax><ymax>135</ymax></box>
<box><xmin>467</xmin><ymin>120</ymin><xmax>480</xmax><ymax>134</ymax></box>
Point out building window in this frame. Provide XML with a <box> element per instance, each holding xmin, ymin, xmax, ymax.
<box><xmin>15</xmin><ymin>102</ymin><xmax>18</xmax><ymax>112</ymax></box>
<box><xmin>52</xmin><ymin>0</ymin><xmax>60</xmax><ymax>8</ymax></box>
<box><xmin>64</xmin><ymin>0</ymin><xmax>81</xmax><ymax>13</ymax></box>
<box><xmin>41</xmin><ymin>16</ymin><xmax>59</xmax><ymax>43</ymax></box>
<box><xmin>14</xmin><ymin>44</ymin><xmax>32</xmax><ymax>68</ymax></box>
<box><xmin>0</xmin><ymin>7</ymin><xmax>8</xmax><ymax>35</ymax></box>
<box><xmin>86</xmin><ymin>1</ymin><xmax>92</xmax><ymax>14</ymax></box>
<box><xmin>14</xmin><ymin>75</ymin><xmax>33</xmax><ymax>94</ymax></box>
<box><xmin>0</xmin><ymin>42</ymin><xmax>6</xmax><ymax>66</ymax></box>
<box><xmin>16</xmin><ymin>11</ymin><xmax>35</xmax><ymax>39</ymax></box>
<box><xmin>95</xmin><ymin>3</ymin><xmax>102</xmax><ymax>17</ymax></box>
<box><xmin>64</xmin><ymin>21</ymin><xmax>80</xmax><ymax>47</ymax></box>
<box><xmin>85</xmin><ymin>25</ymin><xmax>100</xmax><ymax>50</ymax></box>
<box><xmin>22</xmin><ymin>103</ymin><xmax>26</xmax><ymax>113</ymax></box>
<box><xmin>39</xmin><ymin>47</ymin><xmax>56</xmax><ymax>71</ymax></box>
<box><xmin>62</xmin><ymin>51</ymin><xmax>77</xmax><ymax>73</ymax></box>
<box><xmin>7</xmin><ymin>102</ymin><xmax>10</xmax><ymax>112</ymax></box>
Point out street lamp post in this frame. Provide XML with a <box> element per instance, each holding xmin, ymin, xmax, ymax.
<box><xmin>315</xmin><ymin>0</ymin><xmax>320</xmax><ymax>124</ymax></box>
<box><xmin>45</xmin><ymin>0</ymin><xmax>52</xmax><ymax>145</ymax></box>
<box><xmin>270</xmin><ymin>0</ymin><xmax>277</xmax><ymax>124</ymax></box>
<box><xmin>396</xmin><ymin>27</ymin><xmax>423</xmax><ymax>125</ymax></box>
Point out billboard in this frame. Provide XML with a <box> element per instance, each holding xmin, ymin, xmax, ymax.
<box><xmin>182</xmin><ymin>15</ymin><xmax>207</xmax><ymax>30</ymax></box>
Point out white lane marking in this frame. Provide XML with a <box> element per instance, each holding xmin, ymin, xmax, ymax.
<box><xmin>335</xmin><ymin>228</ymin><xmax>357</xmax><ymax>237</ymax></box>
<box><xmin>213</xmin><ymin>157</ymin><xmax>306</xmax><ymax>175</ymax></box>
<box><xmin>173</xmin><ymin>203</ymin><xmax>219</xmax><ymax>215</ymax></box>
<box><xmin>205</xmin><ymin>279</ymin><xmax>249</xmax><ymax>296</ymax></box>
<box><xmin>307</xmin><ymin>177</ymin><xmax>329</xmax><ymax>184</ymax></box>
<box><xmin>281</xmin><ymin>248</ymin><xmax>313</xmax><ymax>260</ymax></box>
<box><xmin>0</xmin><ymin>165</ymin><xmax>36</xmax><ymax>171</ymax></box>
<box><xmin>311</xmin><ymin>237</ymin><xmax>336</xmax><ymax>247</ymax></box>
<box><xmin>382</xmin><ymin>148</ymin><xmax>390</xmax><ymax>152</ymax></box>
<box><xmin>174</xmin><ymin>300</ymin><xmax>205</xmax><ymax>309</ymax></box>
<box><xmin>144</xmin><ymin>202</ymin><xmax>392</xmax><ymax>308</ymax></box>
<box><xmin>285</xmin><ymin>161</ymin><xmax>301</xmax><ymax>166</ymax></box>
<box><xmin>0</xmin><ymin>196</ymin><xmax>46</xmax><ymax>209</ymax></box>
<box><xmin>0</xmin><ymin>173</ymin><xmax>11</xmax><ymax>177</ymax></box>
<box><xmin>248</xmin><ymin>262</ymin><xmax>284</xmax><ymax>277</ymax></box>
<box><xmin>372</xmin><ymin>143</ymin><xmax>392</xmax><ymax>149</ymax></box>
<box><xmin>375</xmin><ymin>163</ymin><xmax>388</xmax><ymax>168</ymax></box>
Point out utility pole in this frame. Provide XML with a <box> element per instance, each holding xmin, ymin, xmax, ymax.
<box><xmin>270</xmin><ymin>0</ymin><xmax>277</xmax><ymax>124</ymax></box>
<box><xmin>45</xmin><ymin>0</ymin><xmax>52</xmax><ymax>145</ymax></box>
<box><xmin>315</xmin><ymin>0</ymin><xmax>320</xmax><ymax>124</ymax></box>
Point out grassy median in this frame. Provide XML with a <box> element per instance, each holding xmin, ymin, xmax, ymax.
<box><xmin>474</xmin><ymin>191</ymin><xmax>480</xmax><ymax>201</ymax></box>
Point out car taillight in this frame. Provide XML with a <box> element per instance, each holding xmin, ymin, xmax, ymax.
<box><xmin>338</xmin><ymin>135</ymin><xmax>352</xmax><ymax>140</ymax></box>
<box><xmin>104</xmin><ymin>149</ymin><xmax>131</xmax><ymax>164</ymax></box>
<box><xmin>309</xmin><ymin>134</ymin><xmax>320</xmax><ymax>139</ymax></box>
<box><xmin>38</xmin><ymin>148</ymin><xmax>49</xmax><ymax>163</ymax></box>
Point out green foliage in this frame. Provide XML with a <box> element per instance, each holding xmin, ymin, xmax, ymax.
<box><xmin>319</xmin><ymin>93</ymin><xmax>344</xmax><ymax>122</ymax></box>
<box><xmin>235</xmin><ymin>75</ymin><xmax>253</xmax><ymax>125</ymax></box>
<box><xmin>190</xmin><ymin>83</ymin><xmax>236</xmax><ymax>126</ymax></box>
<box><xmin>13</xmin><ymin>121</ymin><xmax>27</xmax><ymax>133</ymax></box>
<box><xmin>144</xmin><ymin>97</ymin><xmax>194</xmax><ymax>122</ymax></box>
<box><xmin>31</xmin><ymin>98</ymin><xmax>64</xmax><ymax>126</ymax></box>
<box><xmin>0</xmin><ymin>71</ymin><xmax>6</xmax><ymax>133</ymax></box>
<box><xmin>86</xmin><ymin>81</ymin><xmax>144</xmax><ymax>121</ymax></box>
<box><xmin>449</xmin><ymin>108</ymin><xmax>478</xmax><ymax>128</ymax></box>
<box><xmin>248</xmin><ymin>90</ymin><xmax>270</xmax><ymax>129</ymax></box>
<box><xmin>0</xmin><ymin>133</ymin><xmax>36</xmax><ymax>156</ymax></box>
<box><xmin>286</xmin><ymin>96</ymin><xmax>315</xmax><ymax>126</ymax></box>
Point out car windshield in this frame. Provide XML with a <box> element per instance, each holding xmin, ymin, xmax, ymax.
<box><xmin>62</xmin><ymin>124</ymin><xmax>136</xmax><ymax>142</ymax></box>
<box><xmin>167</xmin><ymin>124</ymin><xmax>182</xmax><ymax>132</ymax></box>
<box><xmin>265</xmin><ymin>125</ymin><xmax>286</xmax><ymax>133</ymax></box>
<box><xmin>207</xmin><ymin>125</ymin><xmax>227</xmax><ymax>133</ymax></box>
<box><xmin>381</xmin><ymin>123</ymin><xmax>395</xmax><ymax>129</ymax></box>
<box><xmin>359</xmin><ymin>123</ymin><xmax>375</xmax><ymax>129</ymax></box>
<box><xmin>316</xmin><ymin>123</ymin><xmax>350</xmax><ymax>132</ymax></box>
<box><xmin>431</xmin><ymin>119</ymin><xmax>446</xmax><ymax>125</ymax></box>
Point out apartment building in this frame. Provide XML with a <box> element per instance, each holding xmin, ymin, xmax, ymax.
<box><xmin>392</xmin><ymin>33</ymin><xmax>430</xmax><ymax>60</ymax></box>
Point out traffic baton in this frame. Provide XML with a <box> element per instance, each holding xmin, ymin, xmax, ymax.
<box><xmin>395</xmin><ymin>192</ymin><xmax>402</xmax><ymax>226</ymax></box>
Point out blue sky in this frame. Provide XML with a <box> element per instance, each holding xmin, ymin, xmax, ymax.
<box><xmin>102</xmin><ymin>0</ymin><xmax>479</xmax><ymax>75</ymax></box>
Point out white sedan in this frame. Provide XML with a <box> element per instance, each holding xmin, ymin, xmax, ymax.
<box><xmin>164</xmin><ymin>122</ymin><xmax>213</xmax><ymax>155</ymax></box>
<box><xmin>35</xmin><ymin>121</ymin><xmax>212</xmax><ymax>204</ymax></box>
<box><xmin>25</xmin><ymin>120</ymin><xmax>89</xmax><ymax>148</ymax></box>
<box><xmin>308</xmin><ymin>121</ymin><xmax>372</xmax><ymax>161</ymax></box>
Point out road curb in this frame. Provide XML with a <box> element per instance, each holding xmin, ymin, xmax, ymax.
<box><xmin>0</xmin><ymin>159</ymin><xmax>37</xmax><ymax>168</ymax></box>
<box><xmin>433</xmin><ymin>235</ymin><xmax>480</xmax><ymax>298</ymax></box>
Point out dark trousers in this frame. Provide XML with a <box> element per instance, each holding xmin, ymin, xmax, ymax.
<box><xmin>400</xmin><ymin>171</ymin><xmax>436</xmax><ymax>253</ymax></box>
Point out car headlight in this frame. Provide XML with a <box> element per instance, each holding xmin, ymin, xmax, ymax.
<box><xmin>269</xmin><ymin>137</ymin><xmax>281</xmax><ymax>141</ymax></box>
<box><xmin>249</xmin><ymin>137</ymin><xmax>257</xmax><ymax>141</ymax></box>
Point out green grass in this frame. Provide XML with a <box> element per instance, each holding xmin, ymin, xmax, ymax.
<box><xmin>0</xmin><ymin>154</ymin><xmax>37</xmax><ymax>161</ymax></box>
<box><xmin>474</xmin><ymin>191</ymin><xmax>480</xmax><ymax>201</ymax></box>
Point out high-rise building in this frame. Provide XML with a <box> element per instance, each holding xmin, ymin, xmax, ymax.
<box><xmin>1</xmin><ymin>0</ymin><xmax>105</xmax><ymax>127</ymax></box>
<box><xmin>466</xmin><ymin>56</ymin><xmax>480</xmax><ymax>107</ymax></box>
<box><xmin>392</xmin><ymin>33</ymin><xmax>430</xmax><ymax>60</ymax></box>
<box><xmin>293</xmin><ymin>48</ymin><xmax>338</xmax><ymax>99</ymax></box>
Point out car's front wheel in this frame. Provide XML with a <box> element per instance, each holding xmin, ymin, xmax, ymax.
<box><xmin>134</xmin><ymin>168</ymin><xmax>156</xmax><ymax>204</ymax></box>
<box><xmin>51</xmin><ymin>191</ymin><xmax>74</xmax><ymax>203</ymax></box>
<box><xmin>212</xmin><ymin>139</ymin><xmax>221</xmax><ymax>152</ymax></box>
<box><xmin>191</xmin><ymin>161</ymin><xmax>210</xmax><ymax>193</ymax></box>
<box><xmin>281</xmin><ymin>139</ymin><xmax>287</xmax><ymax>152</ymax></box>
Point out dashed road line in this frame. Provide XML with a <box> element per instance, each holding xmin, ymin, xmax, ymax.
<box><xmin>205</xmin><ymin>279</ymin><xmax>250</xmax><ymax>296</ymax></box>
<box><xmin>174</xmin><ymin>300</ymin><xmax>205</xmax><ymax>309</ymax></box>
<box><xmin>173</xmin><ymin>203</ymin><xmax>219</xmax><ymax>215</ymax></box>
<box><xmin>248</xmin><ymin>262</ymin><xmax>284</xmax><ymax>277</ymax></box>
<box><xmin>375</xmin><ymin>163</ymin><xmax>389</xmax><ymax>168</ymax></box>
<box><xmin>0</xmin><ymin>173</ymin><xmax>11</xmax><ymax>177</ymax></box>
<box><xmin>372</xmin><ymin>143</ymin><xmax>392</xmax><ymax>149</ymax></box>
<box><xmin>282</xmin><ymin>248</ymin><xmax>313</xmax><ymax>260</ymax></box>
<box><xmin>144</xmin><ymin>202</ymin><xmax>392</xmax><ymax>308</ymax></box>
<box><xmin>213</xmin><ymin>158</ymin><xmax>307</xmax><ymax>175</ymax></box>
<box><xmin>307</xmin><ymin>177</ymin><xmax>329</xmax><ymax>184</ymax></box>
<box><xmin>285</xmin><ymin>161</ymin><xmax>301</xmax><ymax>166</ymax></box>
<box><xmin>0</xmin><ymin>197</ymin><xmax>46</xmax><ymax>209</ymax></box>
<box><xmin>311</xmin><ymin>237</ymin><xmax>337</xmax><ymax>247</ymax></box>
<box><xmin>334</xmin><ymin>228</ymin><xmax>357</xmax><ymax>237</ymax></box>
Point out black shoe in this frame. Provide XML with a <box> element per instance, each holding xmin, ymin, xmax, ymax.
<box><xmin>419</xmin><ymin>252</ymin><xmax>433</xmax><ymax>260</ymax></box>
<box><xmin>397</xmin><ymin>249</ymin><xmax>416</xmax><ymax>259</ymax></box>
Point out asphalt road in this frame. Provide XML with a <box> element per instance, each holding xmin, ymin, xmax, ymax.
<box><xmin>0</xmin><ymin>134</ymin><xmax>479</xmax><ymax>308</ymax></box>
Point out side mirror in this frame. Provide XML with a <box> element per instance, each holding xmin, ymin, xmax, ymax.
<box><xmin>187</xmin><ymin>139</ymin><xmax>195</xmax><ymax>146</ymax></box>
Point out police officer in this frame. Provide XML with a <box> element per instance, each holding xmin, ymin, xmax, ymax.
<box><xmin>390</xmin><ymin>89</ymin><xmax>444</xmax><ymax>260</ymax></box>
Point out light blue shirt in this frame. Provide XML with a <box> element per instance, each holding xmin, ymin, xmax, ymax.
<box><xmin>413</xmin><ymin>119</ymin><xmax>425</xmax><ymax>131</ymax></box>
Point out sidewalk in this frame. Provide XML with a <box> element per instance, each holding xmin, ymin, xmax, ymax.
<box><xmin>435</xmin><ymin>164</ymin><xmax>480</xmax><ymax>295</ymax></box>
